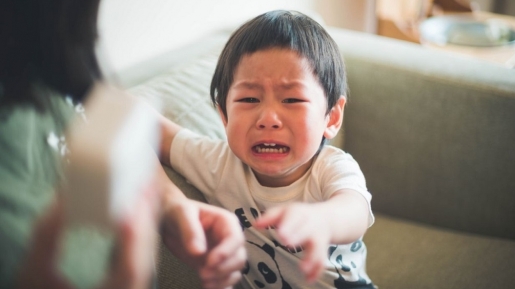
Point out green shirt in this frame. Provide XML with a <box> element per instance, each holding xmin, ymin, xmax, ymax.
<box><xmin>0</xmin><ymin>92</ymin><xmax>112</xmax><ymax>289</ymax></box>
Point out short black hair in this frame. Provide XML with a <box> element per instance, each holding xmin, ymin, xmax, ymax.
<box><xmin>0</xmin><ymin>0</ymin><xmax>102</xmax><ymax>109</ymax></box>
<box><xmin>210</xmin><ymin>10</ymin><xmax>347</xmax><ymax>118</ymax></box>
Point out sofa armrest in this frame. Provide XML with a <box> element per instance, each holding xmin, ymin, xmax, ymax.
<box><xmin>328</xmin><ymin>28</ymin><xmax>515</xmax><ymax>240</ymax></box>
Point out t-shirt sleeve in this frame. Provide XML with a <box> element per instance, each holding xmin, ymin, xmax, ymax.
<box><xmin>169</xmin><ymin>129</ymin><xmax>230</xmax><ymax>198</ymax></box>
<box><xmin>317</xmin><ymin>147</ymin><xmax>375</xmax><ymax>227</ymax></box>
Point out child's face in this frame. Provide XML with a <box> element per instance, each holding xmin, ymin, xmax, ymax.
<box><xmin>220</xmin><ymin>48</ymin><xmax>344</xmax><ymax>187</ymax></box>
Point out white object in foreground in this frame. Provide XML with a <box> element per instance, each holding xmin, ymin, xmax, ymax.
<box><xmin>63</xmin><ymin>82</ymin><xmax>160</xmax><ymax>230</ymax></box>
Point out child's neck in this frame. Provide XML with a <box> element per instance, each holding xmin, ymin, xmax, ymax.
<box><xmin>251</xmin><ymin>157</ymin><xmax>316</xmax><ymax>188</ymax></box>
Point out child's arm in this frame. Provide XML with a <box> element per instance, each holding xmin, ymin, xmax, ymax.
<box><xmin>157</xmin><ymin>113</ymin><xmax>183</xmax><ymax>167</ymax></box>
<box><xmin>155</xmin><ymin>132</ymin><xmax>246</xmax><ymax>288</ymax></box>
<box><xmin>139</xmin><ymin>106</ymin><xmax>245</xmax><ymax>288</ymax></box>
<box><xmin>253</xmin><ymin>189</ymin><xmax>370</xmax><ymax>283</ymax></box>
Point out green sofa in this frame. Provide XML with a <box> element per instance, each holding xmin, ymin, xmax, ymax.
<box><xmin>126</xmin><ymin>27</ymin><xmax>515</xmax><ymax>289</ymax></box>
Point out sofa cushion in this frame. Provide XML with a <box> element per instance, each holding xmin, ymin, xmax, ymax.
<box><xmin>327</xmin><ymin>28</ymin><xmax>515</xmax><ymax>240</ymax></box>
<box><xmin>129</xmin><ymin>50</ymin><xmax>226</xmax><ymax>141</ymax></box>
<box><xmin>365</xmin><ymin>214</ymin><xmax>515</xmax><ymax>289</ymax></box>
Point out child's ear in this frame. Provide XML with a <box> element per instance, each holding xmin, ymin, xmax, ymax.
<box><xmin>323</xmin><ymin>96</ymin><xmax>346</xmax><ymax>139</ymax></box>
<box><xmin>217</xmin><ymin>105</ymin><xmax>228</xmax><ymax>127</ymax></box>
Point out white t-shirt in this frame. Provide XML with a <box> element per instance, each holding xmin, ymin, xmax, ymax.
<box><xmin>171</xmin><ymin>129</ymin><xmax>375</xmax><ymax>289</ymax></box>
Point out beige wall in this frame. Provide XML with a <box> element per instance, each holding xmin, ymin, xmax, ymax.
<box><xmin>98</xmin><ymin>0</ymin><xmax>315</xmax><ymax>74</ymax></box>
<box><xmin>315</xmin><ymin>0</ymin><xmax>377</xmax><ymax>32</ymax></box>
<box><xmin>97</xmin><ymin>0</ymin><xmax>384</xmax><ymax>75</ymax></box>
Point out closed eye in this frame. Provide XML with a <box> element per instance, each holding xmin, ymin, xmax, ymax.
<box><xmin>237</xmin><ymin>97</ymin><xmax>260</xmax><ymax>103</ymax></box>
<box><xmin>282</xmin><ymin>98</ymin><xmax>304</xmax><ymax>103</ymax></box>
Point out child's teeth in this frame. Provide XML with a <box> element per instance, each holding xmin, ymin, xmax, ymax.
<box><xmin>256</xmin><ymin>146</ymin><xmax>288</xmax><ymax>153</ymax></box>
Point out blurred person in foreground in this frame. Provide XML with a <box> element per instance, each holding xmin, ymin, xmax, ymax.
<box><xmin>0</xmin><ymin>1</ymin><xmax>246</xmax><ymax>288</ymax></box>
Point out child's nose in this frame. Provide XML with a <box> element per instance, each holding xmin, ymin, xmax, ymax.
<box><xmin>256</xmin><ymin>107</ymin><xmax>282</xmax><ymax>129</ymax></box>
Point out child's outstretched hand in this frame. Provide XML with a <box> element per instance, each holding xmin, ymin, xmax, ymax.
<box><xmin>160</xmin><ymin>197</ymin><xmax>246</xmax><ymax>289</ymax></box>
<box><xmin>253</xmin><ymin>202</ymin><xmax>331</xmax><ymax>283</ymax></box>
<box><xmin>253</xmin><ymin>191</ymin><xmax>370</xmax><ymax>284</ymax></box>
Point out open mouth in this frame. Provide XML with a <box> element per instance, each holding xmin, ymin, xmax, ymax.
<box><xmin>253</xmin><ymin>143</ymin><xmax>290</xmax><ymax>154</ymax></box>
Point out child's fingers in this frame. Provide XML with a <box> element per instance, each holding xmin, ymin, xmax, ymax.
<box><xmin>176</xmin><ymin>203</ymin><xmax>208</xmax><ymax>255</ymax></box>
<box><xmin>202</xmin><ymin>270</ymin><xmax>242</xmax><ymax>289</ymax></box>
<box><xmin>198</xmin><ymin>203</ymin><xmax>245</xmax><ymax>269</ymax></box>
<box><xmin>161</xmin><ymin>200</ymin><xmax>207</xmax><ymax>258</ymax></box>
<box><xmin>196</xmin><ymin>204</ymin><xmax>246</xmax><ymax>288</ymax></box>
<box><xmin>201</xmin><ymin>256</ymin><xmax>244</xmax><ymax>285</ymax></box>
<box><xmin>253</xmin><ymin>206</ymin><xmax>285</xmax><ymax>229</ymax></box>
<box><xmin>286</xmin><ymin>214</ymin><xmax>329</xmax><ymax>247</ymax></box>
<box><xmin>255</xmin><ymin>207</ymin><xmax>301</xmax><ymax>246</ymax></box>
<box><xmin>301</xmin><ymin>258</ymin><xmax>325</xmax><ymax>284</ymax></box>
<box><xmin>205</xmin><ymin>237</ymin><xmax>246</xmax><ymax>267</ymax></box>
<box><xmin>256</xmin><ymin>205</ymin><xmax>314</xmax><ymax>246</ymax></box>
<box><xmin>272</xmin><ymin>206</ymin><xmax>313</xmax><ymax>245</ymax></box>
<box><xmin>255</xmin><ymin>206</ymin><xmax>303</xmax><ymax>237</ymax></box>
<box><xmin>203</xmin><ymin>230</ymin><xmax>246</xmax><ymax>271</ymax></box>
<box><xmin>299</xmin><ymin>239</ymin><xmax>327</xmax><ymax>283</ymax></box>
<box><xmin>256</xmin><ymin>204</ymin><xmax>329</xmax><ymax>284</ymax></box>
<box><xmin>276</xmin><ymin>214</ymin><xmax>312</xmax><ymax>245</ymax></box>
